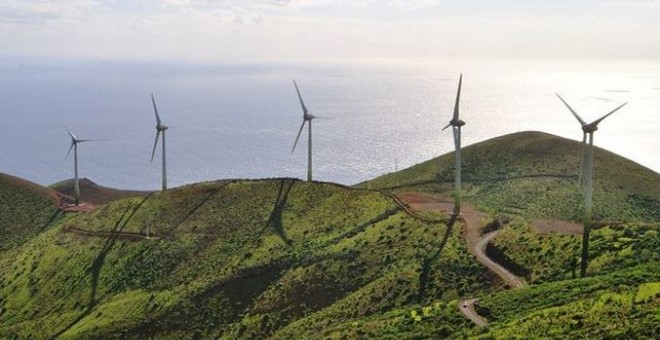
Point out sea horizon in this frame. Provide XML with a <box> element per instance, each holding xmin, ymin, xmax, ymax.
<box><xmin>1</xmin><ymin>56</ymin><xmax>659</xmax><ymax>191</ymax></box>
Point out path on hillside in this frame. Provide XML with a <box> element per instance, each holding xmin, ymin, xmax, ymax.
<box><xmin>63</xmin><ymin>226</ymin><xmax>155</xmax><ymax>242</ymax></box>
<box><xmin>397</xmin><ymin>193</ymin><xmax>527</xmax><ymax>327</ymax></box>
<box><xmin>458</xmin><ymin>298</ymin><xmax>487</xmax><ymax>327</ymax></box>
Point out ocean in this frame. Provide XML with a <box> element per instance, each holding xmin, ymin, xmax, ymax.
<box><xmin>1</xmin><ymin>57</ymin><xmax>658</xmax><ymax>190</ymax></box>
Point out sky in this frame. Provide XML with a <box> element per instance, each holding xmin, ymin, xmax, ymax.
<box><xmin>1</xmin><ymin>0</ymin><xmax>660</xmax><ymax>62</ymax></box>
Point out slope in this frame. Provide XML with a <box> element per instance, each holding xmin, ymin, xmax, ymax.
<box><xmin>50</xmin><ymin>178</ymin><xmax>150</xmax><ymax>206</ymax></box>
<box><xmin>360</xmin><ymin>131</ymin><xmax>660</xmax><ymax>222</ymax></box>
<box><xmin>0</xmin><ymin>173</ymin><xmax>61</xmax><ymax>251</ymax></box>
<box><xmin>0</xmin><ymin>178</ymin><xmax>495</xmax><ymax>339</ymax></box>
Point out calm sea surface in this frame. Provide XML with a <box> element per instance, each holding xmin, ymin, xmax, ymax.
<box><xmin>1</xmin><ymin>58</ymin><xmax>658</xmax><ymax>190</ymax></box>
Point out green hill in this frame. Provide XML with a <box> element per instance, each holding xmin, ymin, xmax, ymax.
<box><xmin>50</xmin><ymin>178</ymin><xmax>149</xmax><ymax>206</ymax></box>
<box><xmin>361</xmin><ymin>131</ymin><xmax>660</xmax><ymax>222</ymax></box>
<box><xmin>1</xmin><ymin>131</ymin><xmax>658</xmax><ymax>339</ymax></box>
<box><xmin>0</xmin><ymin>179</ymin><xmax>493</xmax><ymax>339</ymax></box>
<box><xmin>0</xmin><ymin>173</ymin><xmax>61</xmax><ymax>251</ymax></box>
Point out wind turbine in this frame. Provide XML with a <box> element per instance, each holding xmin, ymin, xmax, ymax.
<box><xmin>556</xmin><ymin>93</ymin><xmax>627</xmax><ymax>277</ymax></box>
<box><xmin>150</xmin><ymin>93</ymin><xmax>168</xmax><ymax>192</ymax></box>
<box><xmin>291</xmin><ymin>79</ymin><xmax>317</xmax><ymax>182</ymax></box>
<box><xmin>65</xmin><ymin>128</ymin><xmax>91</xmax><ymax>205</ymax></box>
<box><xmin>442</xmin><ymin>74</ymin><xmax>465</xmax><ymax>216</ymax></box>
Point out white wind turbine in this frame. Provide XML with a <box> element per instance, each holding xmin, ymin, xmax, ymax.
<box><xmin>291</xmin><ymin>79</ymin><xmax>319</xmax><ymax>182</ymax></box>
<box><xmin>65</xmin><ymin>128</ymin><xmax>91</xmax><ymax>205</ymax></box>
<box><xmin>150</xmin><ymin>93</ymin><xmax>168</xmax><ymax>192</ymax></box>
<box><xmin>556</xmin><ymin>93</ymin><xmax>627</xmax><ymax>277</ymax></box>
<box><xmin>442</xmin><ymin>74</ymin><xmax>465</xmax><ymax>216</ymax></box>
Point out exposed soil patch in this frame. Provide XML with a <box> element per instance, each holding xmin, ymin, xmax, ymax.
<box><xmin>398</xmin><ymin>192</ymin><xmax>454</xmax><ymax>212</ymax></box>
<box><xmin>398</xmin><ymin>192</ymin><xmax>484</xmax><ymax>255</ymax></box>
<box><xmin>532</xmin><ymin>219</ymin><xmax>583</xmax><ymax>235</ymax></box>
<box><xmin>53</xmin><ymin>192</ymin><xmax>99</xmax><ymax>212</ymax></box>
<box><xmin>61</xmin><ymin>202</ymin><xmax>98</xmax><ymax>212</ymax></box>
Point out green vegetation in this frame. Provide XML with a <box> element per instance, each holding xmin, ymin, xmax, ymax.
<box><xmin>0</xmin><ymin>179</ymin><xmax>494</xmax><ymax>339</ymax></box>
<box><xmin>50</xmin><ymin>178</ymin><xmax>148</xmax><ymax>205</ymax></box>
<box><xmin>470</xmin><ymin>262</ymin><xmax>660</xmax><ymax>339</ymax></box>
<box><xmin>362</xmin><ymin>131</ymin><xmax>660</xmax><ymax>222</ymax></box>
<box><xmin>0</xmin><ymin>173</ymin><xmax>61</xmax><ymax>251</ymax></box>
<box><xmin>1</xmin><ymin>131</ymin><xmax>659</xmax><ymax>338</ymax></box>
<box><xmin>490</xmin><ymin>222</ymin><xmax>659</xmax><ymax>284</ymax></box>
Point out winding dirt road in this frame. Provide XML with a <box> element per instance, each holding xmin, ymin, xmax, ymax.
<box><xmin>398</xmin><ymin>193</ymin><xmax>527</xmax><ymax>326</ymax></box>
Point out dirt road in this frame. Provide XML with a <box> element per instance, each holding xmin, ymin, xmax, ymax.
<box><xmin>458</xmin><ymin>298</ymin><xmax>487</xmax><ymax>327</ymax></box>
<box><xmin>398</xmin><ymin>193</ymin><xmax>527</xmax><ymax>326</ymax></box>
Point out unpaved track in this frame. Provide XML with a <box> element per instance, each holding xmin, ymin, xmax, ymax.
<box><xmin>64</xmin><ymin>226</ymin><xmax>154</xmax><ymax>242</ymax></box>
<box><xmin>458</xmin><ymin>298</ymin><xmax>487</xmax><ymax>327</ymax></box>
<box><xmin>475</xmin><ymin>231</ymin><xmax>526</xmax><ymax>289</ymax></box>
<box><xmin>398</xmin><ymin>193</ymin><xmax>527</xmax><ymax>326</ymax></box>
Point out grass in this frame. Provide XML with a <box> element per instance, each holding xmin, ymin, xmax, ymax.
<box><xmin>0</xmin><ymin>173</ymin><xmax>61</xmax><ymax>251</ymax></box>
<box><xmin>50</xmin><ymin>178</ymin><xmax>149</xmax><ymax>206</ymax></box>
<box><xmin>0</xmin><ymin>178</ymin><xmax>494</xmax><ymax>339</ymax></box>
<box><xmin>1</xmin><ymin>131</ymin><xmax>659</xmax><ymax>338</ymax></box>
<box><xmin>361</xmin><ymin>131</ymin><xmax>660</xmax><ymax>222</ymax></box>
<box><xmin>470</xmin><ymin>262</ymin><xmax>660</xmax><ymax>339</ymax></box>
<box><xmin>488</xmin><ymin>221</ymin><xmax>659</xmax><ymax>284</ymax></box>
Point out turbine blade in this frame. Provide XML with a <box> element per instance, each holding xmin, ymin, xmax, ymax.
<box><xmin>293</xmin><ymin>79</ymin><xmax>309</xmax><ymax>116</ymax></box>
<box><xmin>151</xmin><ymin>93</ymin><xmax>162</xmax><ymax>127</ymax></box>
<box><xmin>151</xmin><ymin>131</ymin><xmax>161</xmax><ymax>162</ymax></box>
<box><xmin>65</xmin><ymin>142</ymin><xmax>74</xmax><ymax>159</ymax></box>
<box><xmin>291</xmin><ymin>120</ymin><xmax>306</xmax><ymax>153</ymax></box>
<box><xmin>591</xmin><ymin>102</ymin><xmax>627</xmax><ymax>126</ymax></box>
<box><xmin>555</xmin><ymin>93</ymin><xmax>586</xmax><ymax>126</ymax></box>
<box><xmin>453</xmin><ymin>74</ymin><xmax>462</xmax><ymax>121</ymax></box>
<box><xmin>442</xmin><ymin>123</ymin><xmax>452</xmax><ymax>131</ymax></box>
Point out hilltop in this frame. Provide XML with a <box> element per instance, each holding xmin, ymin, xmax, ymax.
<box><xmin>361</xmin><ymin>131</ymin><xmax>660</xmax><ymax>222</ymax></box>
<box><xmin>50</xmin><ymin>178</ymin><xmax>149</xmax><ymax>206</ymax></box>
<box><xmin>0</xmin><ymin>131</ymin><xmax>658</xmax><ymax>339</ymax></box>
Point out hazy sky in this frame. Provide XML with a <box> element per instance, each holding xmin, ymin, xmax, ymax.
<box><xmin>1</xmin><ymin>0</ymin><xmax>659</xmax><ymax>62</ymax></box>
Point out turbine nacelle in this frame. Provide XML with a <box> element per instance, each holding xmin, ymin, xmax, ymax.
<box><xmin>582</xmin><ymin>124</ymin><xmax>598</xmax><ymax>134</ymax></box>
<box><xmin>555</xmin><ymin>93</ymin><xmax>627</xmax><ymax>134</ymax></box>
<box><xmin>443</xmin><ymin>119</ymin><xmax>466</xmax><ymax>130</ymax></box>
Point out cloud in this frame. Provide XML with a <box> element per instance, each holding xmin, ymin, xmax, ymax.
<box><xmin>0</xmin><ymin>0</ymin><xmax>96</xmax><ymax>24</ymax></box>
<box><xmin>388</xmin><ymin>0</ymin><xmax>439</xmax><ymax>11</ymax></box>
<box><xmin>0</xmin><ymin>0</ymin><xmax>658</xmax><ymax>61</ymax></box>
<box><xmin>604</xmin><ymin>0</ymin><xmax>660</xmax><ymax>8</ymax></box>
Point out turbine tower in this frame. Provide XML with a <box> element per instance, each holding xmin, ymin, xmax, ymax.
<box><xmin>442</xmin><ymin>74</ymin><xmax>465</xmax><ymax>216</ymax></box>
<box><xmin>556</xmin><ymin>93</ymin><xmax>627</xmax><ymax>277</ymax></box>
<box><xmin>65</xmin><ymin>128</ymin><xmax>90</xmax><ymax>205</ymax></box>
<box><xmin>150</xmin><ymin>93</ymin><xmax>168</xmax><ymax>192</ymax></box>
<box><xmin>291</xmin><ymin>79</ymin><xmax>317</xmax><ymax>182</ymax></box>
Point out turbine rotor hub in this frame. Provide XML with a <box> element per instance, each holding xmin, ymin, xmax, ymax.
<box><xmin>582</xmin><ymin>124</ymin><xmax>598</xmax><ymax>133</ymax></box>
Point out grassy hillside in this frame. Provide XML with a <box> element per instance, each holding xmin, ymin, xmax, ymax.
<box><xmin>468</xmin><ymin>261</ymin><xmax>660</xmax><ymax>339</ymax></box>
<box><xmin>50</xmin><ymin>178</ymin><xmax>149</xmax><ymax>206</ymax></box>
<box><xmin>488</xmin><ymin>222</ymin><xmax>659</xmax><ymax>284</ymax></box>
<box><xmin>361</xmin><ymin>131</ymin><xmax>660</xmax><ymax>222</ymax></box>
<box><xmin>0</xmin><ymin>173</ymin><xmax>61</xmax><ymax>251</ymax></box>
<box><xmin>1</xmin><ymin>131</ymin><xmax>658</xmax><ymax>339</ymax></box>
<box><xmin>0</xmin><ymin>179</ymin><xmax>495</xmax><ymax>339</ymax></box>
